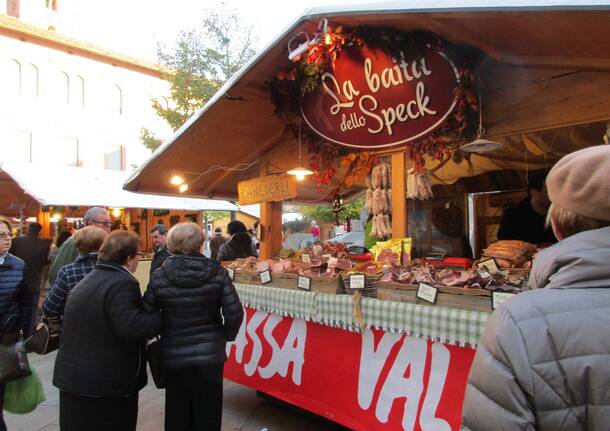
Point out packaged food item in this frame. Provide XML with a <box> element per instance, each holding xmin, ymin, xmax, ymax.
<box><xmin>370</xmin><ymin>238</ymin><xmax>412</xmax><ymax>267</ymax></box>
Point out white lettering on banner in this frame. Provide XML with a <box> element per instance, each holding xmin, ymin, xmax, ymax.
<box><xmin>357</xmin><ymin>329</ymin><xmax>451</xmax><ymax>431</ymax></box>
<box><xmin>358</xmin><ymin>330</ymin><xmax>403</xmax><ymax>410</ymax></box>
<box><xmin>419</xmin><ymin>343</ymin><xmax>451</xmax><ymax>431</ymax></box>
<box><xmin>226</xmin><ymin>311</ymin><xmax>307</xmax><ymax>386</ymax></box>
<box><xmin>376</xmin><ymin>336</ymin><xmax>426</xmax><ymax>431</ymax></box>
<box><xmin>244</xmin><ymin>311</ymin><xmax>267</xmax><ymax>377</ymax></box>
<box><xmin>258</xmin><ymin>315</ymin><xmax>307</xmax><ymax>385</ymax></box>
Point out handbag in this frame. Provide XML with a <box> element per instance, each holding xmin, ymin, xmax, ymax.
<box><xmin>25</xmin><ymin>315</ymin><xmax>61</xmax><ymax>355</ymax></box>
<box><xmin>146</xmin><ymin>338</ymin><xmax>165</xmax><ymax>389</ymax></box>
<box><xmin>0</xmin><ymin>331</ymin><xmax>32</xmax><ymax>383</ymax></box>
<box><xmin>3</xmin><ymin>365</ymin><xmax>45</xmax><ymax>414</ymax></box>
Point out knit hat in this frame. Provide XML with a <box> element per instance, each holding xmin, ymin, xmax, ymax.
<box><xmin>546</xmin><ymin>145</ymin><xmax>610</xmax><ymax>221</ymax></box>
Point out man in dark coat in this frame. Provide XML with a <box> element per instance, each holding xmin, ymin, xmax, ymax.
<box><xmin>10</xmin><ymin>222</ymin><xmax>50</xmax><ymax>324</ymax></box>
<box><xmin>149</xmin><ymin>224</ymin><xmax>170</xmax><ymax>276</ymax></box>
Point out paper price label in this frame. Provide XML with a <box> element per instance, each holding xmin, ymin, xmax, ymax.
<box><xmin>491</xmin><ymin>291</ymin><xmax>516</xmax><ymax>310</ymax></box>
<box><xmin>301</xmin><ymin>253</ymin><xmax>312</xmax><ymax>264</ymax></box>
<box><xmin>260</xmin><ymin>270</ymin><xmax>272</xmax><ymax>284</ymax></box>
<box><xmin>322</xmin><ymin>254</ymin><xmax>332</xmax><ymax>260</ymax></box>
<box><xmin>478</xmin><ymin>258</ymin><xmax>500</xmax><ymax>274</ymax></box>
<box><xmin>416</xmin><ymin>283</ymin><xmax>438</xmax><ymax>304</ymax></box>
<box><xmin>350</xmin><ymin>274</ymin><xmax>365</xmax><ymax>289</ymax></box>
<box><xmin>297</xmin><ymin>276</ymin><xmax>311</xmax><ymax>291</ymax></box>
<box><xmin>227</xmin><ymin>268</ymin><xmax>235</xmax><ymax>280</ymax></box>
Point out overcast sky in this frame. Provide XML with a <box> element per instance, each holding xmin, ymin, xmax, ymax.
<box><xmin>61</xmin><ymin>0</ymin><xmax>373</xmax><ymax>63</ymax></box>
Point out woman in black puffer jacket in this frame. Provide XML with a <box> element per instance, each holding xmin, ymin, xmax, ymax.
<box><xmin>216</xmin><ymin>220</ymin><xmax>257</xmax><ymax>261</ymax></box>
<box><xmin>146</xmin><ymin>222</ymin><xmax>243</xmax><ymax>431</ymax></box>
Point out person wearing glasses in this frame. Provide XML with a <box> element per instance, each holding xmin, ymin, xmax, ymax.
<box><xmin>0</xmin><ymin>218</ymin><xmax>35</xmax><ymax>431</ymax></box>
<box><xmin>48</xmin><ymin>207</ymin><xmax>112</xmax><ymax>285</ymax></box>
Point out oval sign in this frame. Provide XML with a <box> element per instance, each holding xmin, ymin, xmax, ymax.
<box><xmin>301</xmin><ymin>46</ymin><xmax>459</xmax><ymax>150</ymax></box>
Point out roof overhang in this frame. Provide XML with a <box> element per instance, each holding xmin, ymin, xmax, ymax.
<box><xmin>124</xmin><ymin>2</ymin><xmax>610</xmax><ymax>202</ymax></box>
<box><xmin>0</xmin><ymin>162</ymin><xmax>237</xmax><ymax>216</ymax></box>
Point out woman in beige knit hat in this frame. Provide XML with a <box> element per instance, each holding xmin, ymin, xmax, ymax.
<box><xmin>462</xmin><ymin>145</ymin><xmax>610</xmax><ymax>431</ymax></box>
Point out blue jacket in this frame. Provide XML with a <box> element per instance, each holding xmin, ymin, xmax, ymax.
<box><xmin>0</xmin><ymin>253</ymin><xmax>33</xmax><ymax>336</ymax></box>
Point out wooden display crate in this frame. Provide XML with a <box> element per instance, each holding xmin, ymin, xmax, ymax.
<box><xmin>377</xmin><ymin>282</ymin><xmax>493</xmax><ymax>312</ymax></box>
<box><xmin>233</xmin><ymin>271</ymin><xmax>341</xmax><ymax>294</ymax></box>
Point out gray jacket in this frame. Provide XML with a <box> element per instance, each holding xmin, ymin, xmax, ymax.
<box><xmin>462</xmin><ymin>226</ymin><xmax>610</xmax><ymax>431</ymax></box>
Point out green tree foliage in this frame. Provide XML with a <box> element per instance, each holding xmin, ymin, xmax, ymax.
<box><xmin>298</xmin><ymin>195</ymin><xmax>366</xmax><ymax>224</ymax></box>
<box><xmin>142</xmin><ymin>2</ymin><xmax>257</xmax><ymax>151</ymax></box>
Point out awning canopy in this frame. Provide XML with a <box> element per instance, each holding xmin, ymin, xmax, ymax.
<box><xmin>124</xmin><ymin>2</ymin><xmax>610</xmax><ymax>202</ymax></box>
<box><xmin>0</xmin><ymin>162</ymin><xmax>237</xmax><ymax>216</ymax></box>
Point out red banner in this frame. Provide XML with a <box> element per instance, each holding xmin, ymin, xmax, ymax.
<box><xmin>301</xmin><ymin>46</ymin><xmax>459</xmax><ymax>150</ymax></box>
<box><xmin>225</xmin><ymin>308</ymin><xmax>475</xmax><ymax>431</ymax></box>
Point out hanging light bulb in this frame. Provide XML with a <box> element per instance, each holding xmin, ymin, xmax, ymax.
<box><xmin>179</xmin><ymin>183</ymin><xmax>189</xmax><ymax>193</ymax></box>
<box><xmin>287</xmin><ymin>118</ymin><xmax>313</xmax><ymax>181</ymax></box>
<box><xmin>460</xmin><ymin>89</ymin><xmax>503</xmax><ymax>153</ymax></box>
<box><xmin>111</xmin><ymin>208</ymin><xmax>123</xmax><ymax>218</ymax></box>
<box><xmin>170</xmin><ymin>174</ymin><xmax>185</xmax><ymax>186</ymax></box>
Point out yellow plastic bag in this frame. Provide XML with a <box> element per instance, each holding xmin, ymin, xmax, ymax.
<box><xmin>371</xmin><ymin>238</ymin><xmax>412</xmax><ymax>266</ymax></box>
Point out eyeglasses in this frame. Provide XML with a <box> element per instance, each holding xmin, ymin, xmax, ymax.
<box><xmin>92</xmin><ymin>220</ymin><xmax>113</xmax><ymax>227</ymax></box>
<box><xmin>0</xmin><ymin>232</ymin><xmax>13</xmax><ymax>240</ymax></box>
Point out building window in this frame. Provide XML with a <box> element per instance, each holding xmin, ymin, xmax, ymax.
<box><xmin>9</xmin><ymin>59</ymin><xmax>22</xmax><ymax>95</ymax></box>
<box><xmin>76</xmin><ymin>75</ymin><xmax>85</xmax><ymax>107</ymax></box>
<box><xmin>4</xmin><ymin>130</ymin><xmax>32</xmax><ymax>162</ymax></box>
<box><xmin>57</xmin><ymin>137</ymin><xmax>79</xmax><ymax>166</ymax></box>
<box><xmin>113</xmin><ymin>84</ymin><xmax>123</xmax><ymax>114</ymax></box>
<box><xmin>58</xmin><ymin>71</ymin><xmax>69</xmax><ymax>104</ymax></box>
<box><xmin>28</xmin><ymin>64</ymin><xmax>39</xmax><ymax>98</ymax></box>
<box><xmin>104</xmin><ymin>145</ymin><xmax>124</xmax><ymax>170</ymax></box>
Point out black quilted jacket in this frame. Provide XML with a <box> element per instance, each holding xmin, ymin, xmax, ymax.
<box><xmin>53</xmin><ymin>262</ymin><xmax>162</xmax><ymax>397</ymax></box>
<box><xmin>145</xmin><ymin>254</ymin><xmax>243</xmax><ymax>369</ymax></box>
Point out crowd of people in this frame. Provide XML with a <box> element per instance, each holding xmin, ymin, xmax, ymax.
<box><xmin>0</xmin><ymin>209</ymin><xmax>251</xmax><ymax>431</ymax></box>
<box><xmin>1</xmin><ymin>145</ymin><xmax>610</xmax><ymax>430</ymax></box>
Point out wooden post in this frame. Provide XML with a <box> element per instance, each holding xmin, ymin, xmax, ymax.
<box><xmin>258</xmin><ymin>160</ymin><xmax>283</xmax><ymax>259</ymax></box>
<box><xmin>37</xmin><ymin>208</ymin><xmax>52</xmax><ymax>240</ymax></box>
<box><xmin>391</xmin><ymin>152</ymin><xmax>408</xmax><ymax>238</ymax></box>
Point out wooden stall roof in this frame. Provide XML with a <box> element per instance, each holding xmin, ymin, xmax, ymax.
<box><xmin>124</xmin><ymin>2</ymin><xmax>610</xmax><ymax>202</ymax></box>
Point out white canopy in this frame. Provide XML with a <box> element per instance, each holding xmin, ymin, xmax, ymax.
<box><xmin>0</xmin><ymin>161</ymin><xmax>237</xmax><ymax>211</ymax></box>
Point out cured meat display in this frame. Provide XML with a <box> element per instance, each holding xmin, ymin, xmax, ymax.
<box><xmin>366</xmin><ymin>161</ymin><xmax>392</xmax><ymax>239</ymax></box>
<box><xmin>406</xmin><ymin>168</ymin><xmax>433</xmax><ymax>200</ymax></box>
<box><xmin>482</xmin><ymin>240</ymin><xmax>536</xmax><ymax>268</ymax></box>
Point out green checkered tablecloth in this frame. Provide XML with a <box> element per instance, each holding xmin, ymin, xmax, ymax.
<box><xmin>234</xmin><ymin>283</ymin><xmax>489</xmax><ymax>348</ymax></box>
<box><xmin>234</xmin><ymin>283</ymin><xmax>316</xmax><ymax>321</ymax></box>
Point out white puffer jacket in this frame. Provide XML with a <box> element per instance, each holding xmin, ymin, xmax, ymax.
<box><xmin>462</xmin><ymin>226</ymin><xmax>610</xmax><ymax>431</ymax></box>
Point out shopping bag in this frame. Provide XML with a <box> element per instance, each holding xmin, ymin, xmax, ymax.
<box><xmin>3</xmin><ymin>366</ymin><xmax>45</xmax><ymax>414</ymax></box>
<box><xmin>146</xmin><ymin>338</ymin><xmax>165</xmax><ymax>389</ymax></box>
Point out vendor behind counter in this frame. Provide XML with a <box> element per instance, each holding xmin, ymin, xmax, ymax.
<box><xmin>497</xmin><ymin>174</ymin><xmax>557</xmax><ymax>245</ymax></box>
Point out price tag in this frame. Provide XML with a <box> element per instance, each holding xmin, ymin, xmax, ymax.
<box><xmin>297</xmin><ymin>276</ymin><xmax>311</xmax><ymax>291</ymax></box>
<box><xmin>350</xmin><ymin>274</ymin><xmax>365</xmax><ymax>289</ymax></box>
<box><xmin>322</xmin><ymin>253</ymin><xmax>332</xmax><ymax>260</ymax></box>
<box><xmin>260</xmin><ymin>270</ymin><xmax>271</xmax><ymax>284</ymax></box>
<box><xmin>478</xmin><ymin>258</ymin><xmax>500</xmax><ymax>274</ymax></box>
<box><xmin>491</xmin><ymin>291</ymin><xmax>516</xmax><ymax>310</ymax></box>
<box><xmin>416</xmin><ymin>282</ymin><xmax>438</xmax><ymax>304</ymax></box>
<box><xmin>227</xmin><ymin>268</ymin><xmax>235</xmax><ymax>280</ymax></box>
<box><xmin>479</xmin><ymin>270</ymin><xmax>491</xmax><ymax>279</ymax></box>
<box><xmin>301</xmin><ymin>253</ymin><xmax>312</xmax><ymax>264</ymax></box>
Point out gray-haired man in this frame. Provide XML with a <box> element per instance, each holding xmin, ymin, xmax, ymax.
<box><xmin>48</xmin><ymin>207</ymin><xmax>111</xmax><ymax>285</ymax></box>
<box><xmin>149</xmin><ymin>224</ymin><xmax>170</xmax><ymax>277</ymax></box>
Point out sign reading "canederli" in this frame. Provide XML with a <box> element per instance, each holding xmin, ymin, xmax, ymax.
<box><xmin>302</xmin><ymin>46</ymin><xmax>459</xmax><ymax>150</ymax></box>
<box><xmin>237</xmin><ymin>174</ymin><xmax>298</xmax><ymax>205</ymax></box>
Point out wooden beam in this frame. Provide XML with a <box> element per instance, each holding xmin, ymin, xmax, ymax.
<box><xmin>501</xmin><ymin>55</ymin><xmax>610</xmax><ymax>72</ymax></box>
<box><xmin>391</xmin><ymin>152</ymin><xmax>407</xmax><ymax>238</ymax></box>
<box><xmin>486</xmin><ymin>70</ymin><xmax>610</xmax><ymax>138</ymax></box>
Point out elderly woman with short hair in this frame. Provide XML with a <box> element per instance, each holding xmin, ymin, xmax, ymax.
<box><xmin>43</xmin><ymin>225</ymin><xmax>107</xmax><ymax>319</ymax></box>
<box><xmin>53</xmin><ymin>231</ymin><xmax>161</xmax><ymax>431</ymax></box>
<box><xmin>146</xmin><ymin>222</ymin><xmax>243</xmax><ymax>431</ymax></box>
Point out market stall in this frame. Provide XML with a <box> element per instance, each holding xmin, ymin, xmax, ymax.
<box><xmin>125</xmin><ymin>3</ymin><xmax>610</xmax><ymax>430</ymax></box>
